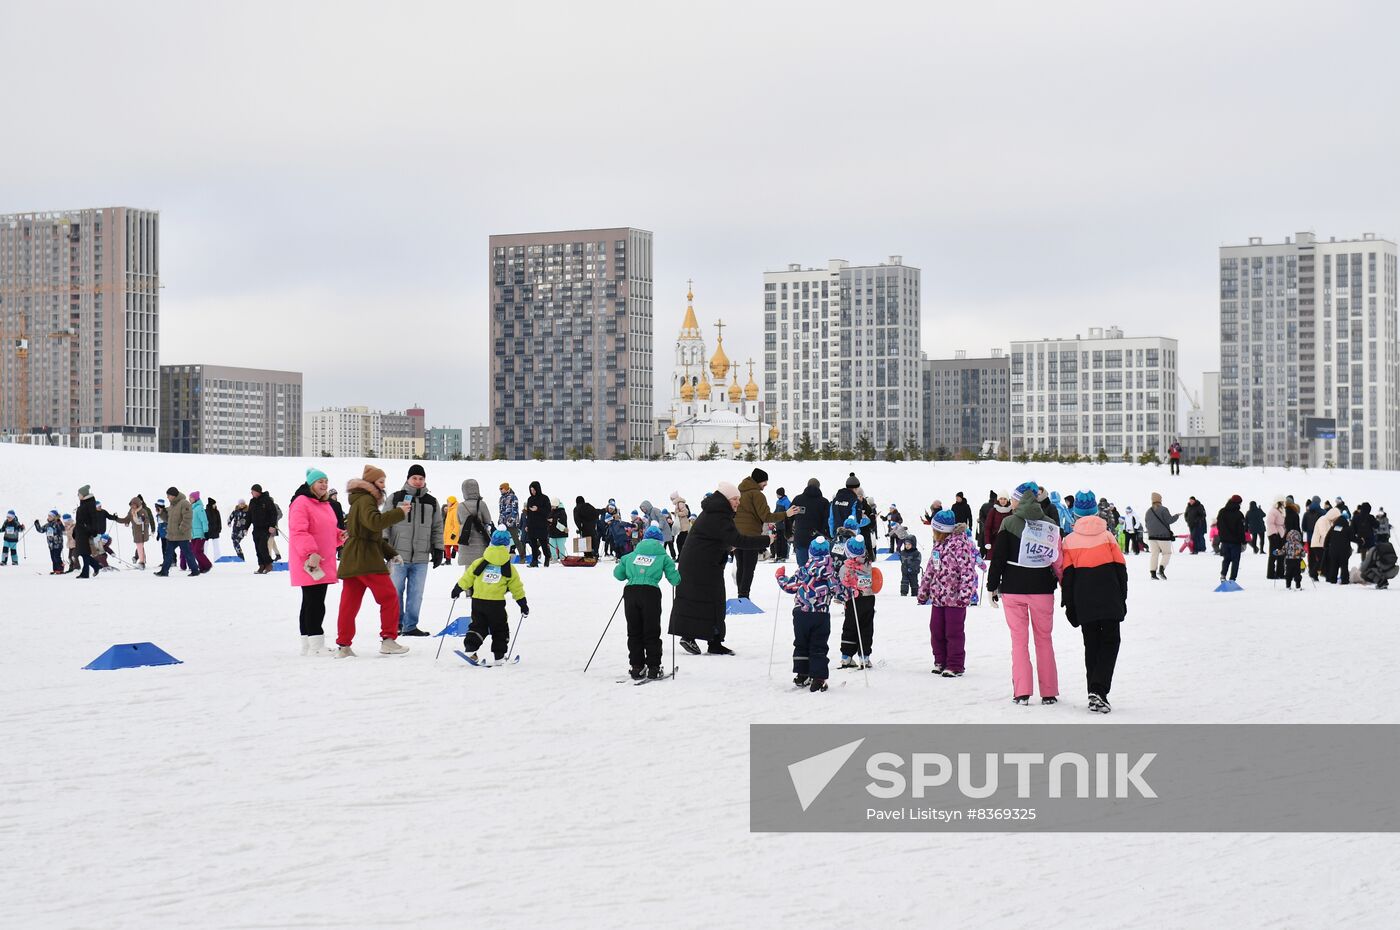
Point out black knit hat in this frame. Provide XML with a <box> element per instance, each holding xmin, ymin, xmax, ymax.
<box><xmin>251</xmin><ymin>484</ymin><xmax>263</xmax><ymax>493</ymax></box>
<box><xmin>845</xmin><ymin>472</ymin><xmax>860</xmax><ymax>489</ymax></box>
<box><xmin>407</xmin><ymin>463</ymin><xmax>426</xmax><ymax>479</ymax></box>
<box><xmin>166</xmin><ymin>486</ymin><xmax>179</xmax><ymax>496</ymax></box>
<box><xmin>752</xmin><ymin>468</ymin><xmax>768</xmax><ymax>484</ymax></box>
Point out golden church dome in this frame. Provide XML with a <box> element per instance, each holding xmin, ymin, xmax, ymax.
<box><xmin>680</xmin><ymin>378</ymin><xmax>694</xmax><ymax>401</ymax></box>
<box><xmin>745</xmin><ymin>361</ymin><xmax>759</xmax><ymax>401</ymax></box>
<box><xmin>727</xmin><ymin>373</ymin><xmax>742</xmax><ymax>404</ymax></box>
<box><xmin>666</xmin><ymin>424</ymin><xmax>678</xmax><ymax>440</ymax></box>
<box><xmin>709</xmin><ymin>339</ymin><xmax>730</xmax><ymax>380</ymax></box>
<box><xmin>768</xmin><ymin>424</ymin><xmax>780</xmax><ymax>441</ymax></box>
<box><xmin>696</xmin><ymin>378</ymin><xmax>712</xmax><ymax>400</ymax></box>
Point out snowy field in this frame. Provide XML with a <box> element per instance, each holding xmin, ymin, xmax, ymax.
<box><xmin>2</xmin><ymin>442</ymin><xmax>1399</xmax><ymax>929</ymax></box>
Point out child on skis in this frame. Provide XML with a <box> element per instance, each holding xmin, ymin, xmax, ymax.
<box><xmin>1283</xmin><ymin>528</ymin><xmax>1306</xmax><ymax>590</ymax></box>
<box><xmin>34</xmin><ymin>511</ymin><xmax>65</xmax><ymax>574</ymax></box>
<box><xmin>1060</xmin><ymin>490</ymin><xmax>1128</xmax><ymax>714</ymax></box>
<box><xmin>898</xmin><ymin>535</ymin><xmax>922</xmax><ymax>596</ymax></box>
<box><xmin>451</xmin><ymin>528</ymin><xmax>529</xmax><ymax>664</ymax></box>
<box><xmin>839</xmin><ymin>536</ymin><xmax>880</xmax><ymax>669</ymax></box>
<box><xmin>1</xmin><ymin>510</ymin><xmax>21</xmax><ymax>565</ymax></box>
<box><xmin>917</xmin><ymin>509</ymin><xmax>980</xmax><ymax>677</ymax></box>
<box><xmin>776</xmin><ymin>536</ymin><xmax>850</xmax><ymax>692</ymax></box>
<box><xmin>613</xmin><ymin>524</ymin><xmax>680</xmax><ymax>680</ymax></box>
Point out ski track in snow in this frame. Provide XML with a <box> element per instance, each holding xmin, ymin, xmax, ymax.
<box><xmin>2</xmin><ymin>444</ymin><xmax>1399</xmax><ymax>928</ymax></box>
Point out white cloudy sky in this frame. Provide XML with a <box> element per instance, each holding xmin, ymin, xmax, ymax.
<box><xmin>6</xmin><ymin>0</ymin><xmax>1399</xmax><ymax>430</ymax></box>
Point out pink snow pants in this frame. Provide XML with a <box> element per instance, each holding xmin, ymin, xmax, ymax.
<box><xmin>1000</xmin><ymin>593</ymin><xmax>1058</xmax><ymax>698</ymax></box>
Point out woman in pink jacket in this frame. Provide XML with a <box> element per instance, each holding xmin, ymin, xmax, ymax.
<box><xmin>1264</xmin><ymin>499</ymin><xmax>1286</xmax><ymax>580</ymax></box>
<box><xmin>289</xmin><ymin>468</ymin><xmax>346</xmax><ymax>656</ymax></box>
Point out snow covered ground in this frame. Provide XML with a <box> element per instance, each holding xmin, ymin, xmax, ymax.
<box><xmin>2</xmin><ymin>443</ymin><xmax>1399</xmax><ymax>928</ymax></box>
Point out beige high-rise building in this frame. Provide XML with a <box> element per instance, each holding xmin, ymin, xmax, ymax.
<box><xmin>159</xmin><ymin>364</ymin><xmax>303</xmax><ymax>456</ymax></box>
<box><xmin>0</xmin><ymin>207</ymin><xmax>160</xmax><ymax>449</ymax></box>
<box><xmin>489</xmin><ymin>227</ymin><xmax>654</xmax><ymax>459</ymax></box>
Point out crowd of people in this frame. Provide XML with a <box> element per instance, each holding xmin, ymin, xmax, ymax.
<box><xmin>13</xmin><ymin>462</ymin><xmax>1396</xmax><ymax>712</ymax></box>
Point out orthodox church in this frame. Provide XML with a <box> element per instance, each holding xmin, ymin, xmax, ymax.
<box><xmin>664</xmin><ymin>283</ymin><xmax>777</xmax><ymax>460</ymax></box>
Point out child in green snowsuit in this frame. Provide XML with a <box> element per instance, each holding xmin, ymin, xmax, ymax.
<box><xmin>613</xmin><ymin>525</ymin><xmax>680</xmax><ymax>679</ymax></box>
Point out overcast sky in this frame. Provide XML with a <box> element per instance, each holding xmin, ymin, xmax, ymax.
<box><xmin>6</xmin><ymin>0</ymin><xmax>1399</xmax><ymax>430</ymax></box>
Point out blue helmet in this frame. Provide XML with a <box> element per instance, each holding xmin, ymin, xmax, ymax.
<box><xmin>490</xmin><ymin>529</ymin><xmax>512</xmax><ymax>547</ymax></box>
<box><xmin>846</xmin><ymin>537</ymin><xmax>866</xmax><ymax>557</ymax></box>
<box><xmin>808</xmin><ymin>537</ymin><xmax>831</xmax><ymax>557</ymax></box>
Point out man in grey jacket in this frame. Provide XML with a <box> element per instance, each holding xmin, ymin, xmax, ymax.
<box><xmin>383</xmin><ymin>464</ymin><xmax>444</xmax><ymax>636</ymax></box>
<box><xmin>1144</xmin><ymin>491</ymin><xmax>1180</xmax><ymax>581</ymax></box>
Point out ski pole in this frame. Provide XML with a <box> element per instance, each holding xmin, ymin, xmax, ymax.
<box><xmin>850</xmin><ymin>585</ymin><xmax>871</xmax><ymax>688</ymax></box>
<box><xmin>767</xmin><ymin>589</ymin><xmax>783</xmax><ymax>678</ymax></box>
<box><xmin>583</xmin><ymin>592</ymin><xmax>626</xmax><ymax>673</ymax></box>
<box><xmin>506</xmin><ymin>609</ymin><xmax>528</xmax><ymax>664</ymax></box>
<box><xmin>435</xmin><ymin>599</ymin><xmax>457</xmax><ymax>660</ymax></box>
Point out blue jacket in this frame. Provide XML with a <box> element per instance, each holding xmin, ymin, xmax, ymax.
<box><xmin>191</xmin><ymin>500</ymin><xmax>209</xmax><ymax>540</ymax></box>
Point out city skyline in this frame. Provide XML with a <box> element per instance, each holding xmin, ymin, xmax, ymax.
<box><xmin>8</xmin><ymin>3</ymin><xmax>1400</xmax><ymax>433</ymax></box>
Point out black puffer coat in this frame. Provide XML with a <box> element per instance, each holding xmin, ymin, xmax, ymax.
<box><xmin>668</xmin><ymin>493</ymin><xmax>770</xmax><ymax>642</ymax></box>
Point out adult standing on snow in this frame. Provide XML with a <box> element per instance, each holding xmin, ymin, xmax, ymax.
<box><xmin>73</xmin><ymin>486</ymin><xmax>101</xmax><ymax>578</ymax></box>
<box><xmin>986</xmin><ymin>483</ymin><xmax>1062</xmax><ymax>705</ymax></box>
<box><xmin>1168</xmin><ymin>440</ymin><xmax>1182</xmax><ymax>475</ymax></box>
<box><xmin>982</xmin><ymin>491</ymin><xmax>1012</xmax><ymax>560</ymax></box>
<box><xmin>289</xmin><ymin>468</ymin><xmax>345</xmax><ymax>656</ymax></box>
<box><xmin>733</xmin><ymin>468</ymin><xmax>792</xmax><ymax>601</ymax></box>
<box><xmin>1264</xmin><ymin>498</ymin><xmax>1286</xmax><ymax>579</ymax></box>
<box><xmin>1144</xmin><ymin>492</ymin><xmax>1179</xmax><ymax>580</ymax></box>
<box><xmin>155</xmin><ymin>487</ymin><xmax>200</xmax><ymax>578</ymax></box>
<box><xmin>1245</xmin><ymin>501</ymin><xmax>1266</xmax><ymax>555</ymax></box>
<box><xmin>670</xmin><ymin>481</ymin><xmax>773</xmax><ymax>656</ymax></box>
<box><xmin>524</xmin><ymin>480</ymin><xmax>552</xmax><ymax>567</ymax></box>
<box><xmin>669</xmin><ymin>491</ymin><xmax>692</xmax><ymax>554</ymax></box>
<box><xmin>790</xmin><ymin>478</ymin><xmax>830</xmax><ymax>568</ymax></box>
<box><xmin>383</xmin><ymin>463</ymin><xmax>444</xmax><ymax>637</ymax></box>
<box><xmin>574</xmin><ymin>496</ymin><xmax>599</xmax><ymax>560</ymax></box>
<box><xmin>1184</xmin><ymin>496</ymin><xmax>1208</xmax><ymax>554</ymax></box>
<box><xmin>951</xmin><ymin>492</ymin><xmax>973</xmax><ymax>530</ymax></box>
<box><xmin>335</xmin><ymin>465</ymin><xmax>412</xmax><ymax>657</ymax></box>
<box><xmin>455</xmin><ymin>479</ymin><xmax>495</xmax><ymax>568</ymax></box>
<box><xmin>830</xmin><ymin>473</ymin><xmax>863</xmax><ymax>536</ymax></box>
<box><xmin>1060</xmin><ymin>494</ymin><xmax>1128</xmax><ymax>714</ymax></box>
<box><xmin>248</xmin><ymin>484</ymin><xmax>278</xmax><ymax>574</ymax></box>
<box><xmin>1215</xmin><ymin>495</ymin><xmax>1246</xmax><ymax>583</ymax></box>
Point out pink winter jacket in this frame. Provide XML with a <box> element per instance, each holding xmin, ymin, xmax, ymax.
<box><xmin>1265</xmin><ymin>506</ymin><xmax>1285</xmax><ymax>538</ymax></box>
<box><xmin>917</xmin><ymin>532</ymin><xmax>980</xmax><ymax>608</ymax></box>
<box><xmin>289</xmin><ymin>488</ymin><xmax>340</xmax><ymax>587</ymax></box>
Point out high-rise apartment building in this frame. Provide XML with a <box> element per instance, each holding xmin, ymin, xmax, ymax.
<box><xmin>159</xmin><ymin>365</ymin><xmax>302</xmax><ymax>456</ymax></box>
<box><xmin>921</xmin><ymin>351</ymin><xmax>1010</xmax><ymax>456</ymax></box>
<box><xmin>764</xmin><ymin>257</ymin><xmax>922</xmax><ymax>453</ymax></box>
<box><xmin>0</xmin><ymin>207</ymin><xmax>160</xmax><ymax>449</ymax></box>
<box><xmin>489</xmin><ymin>228</ymin><xmax>654</xmax><ymax>459</ymax></box>
<box><xmin>1010</xmin><ymin>327</ymin><xmax>1178</xmax><ymax>458</ymax></box>
<box><xmin>1220</xmin><ymin>232</ymin><xmax>1397</xmax><ymax>469</ymax></box>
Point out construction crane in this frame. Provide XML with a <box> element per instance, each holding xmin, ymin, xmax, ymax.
<box><xmin>1177</xmin><ymin>374</ymin><xmax>1201</xmax><ymax>435</ymax></box>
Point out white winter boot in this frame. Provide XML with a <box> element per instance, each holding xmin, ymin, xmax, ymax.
<box><xmin>299</xmin><ymin>635</ymin><xmax>310</xmax><ymax>656</ymax></box>
<box><xmin>305</xmin><ymin>635</ymin><xmax>335</xmax><ymax>657</ymax></box>
<box><xmin>335</xmin><ymin>645</ymin><xmax>356</xmax><ymax>658</ymax></box>
<box><xmin>380</xmin><ymin>639</ymin><xmax>409</xmax><ymax>655</ymax></box>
